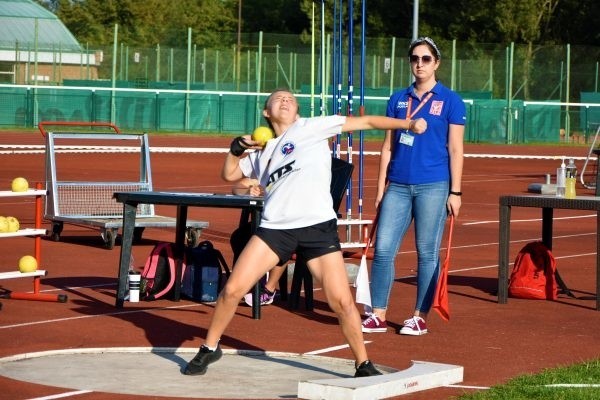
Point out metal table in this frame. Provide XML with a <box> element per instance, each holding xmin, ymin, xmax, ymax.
<box><xmin>498</xmin><ymin>195</ymin><xmax>600</xmax><ymax>310</ymax></box>
<box><xmin>113</xmin><ymin>191</ymin><xmax>264</xmax><ymax>318</ymax></box>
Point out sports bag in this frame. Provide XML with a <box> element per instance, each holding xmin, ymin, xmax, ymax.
<box><xmin>140</xmin><ymin>242</ymin><xmax>186</xmax><ymax>301</ymax></box>
<box><xmin>508</xmin><ymin>241</ymin><xmax>558</xmax><ymax>300</ymax></box>
<box><xmin>182</xmin><ymin>240</ymin><xmax>230</xmax><ymax>303</ymax></box>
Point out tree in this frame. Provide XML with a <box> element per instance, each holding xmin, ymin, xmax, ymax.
<box><xmin>44</xmin><ymin>0</ymin><xmax>238</xmax><ymax>48</ymax></box>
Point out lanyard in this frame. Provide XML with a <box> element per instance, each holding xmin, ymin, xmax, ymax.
<box><xmin>406</xmin><ymin>92</ymin><xmax>433</xmax><ymax>121</ymax></box>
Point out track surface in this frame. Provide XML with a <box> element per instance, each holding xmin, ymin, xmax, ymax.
<box><xmin>0</xmin><ymin>132</ymin><xmax>598</xmax><ymax>400</ymax></box>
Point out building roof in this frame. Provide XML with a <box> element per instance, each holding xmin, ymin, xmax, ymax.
<box><xmin>0</xmin><ymin>0</ymin><xmax>81</xmax><ymax>51</ymax></box>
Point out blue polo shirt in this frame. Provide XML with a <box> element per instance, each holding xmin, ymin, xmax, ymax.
<box><xmin>385</xmin><ymin>81</ymin><xmax>466</xmax><ymax>184</ymax></box>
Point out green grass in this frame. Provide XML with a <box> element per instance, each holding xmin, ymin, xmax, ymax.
<box><xmin>457</xmin><ymin>359</ymin><xmax>600</xmax><ymax>400</ymax></box>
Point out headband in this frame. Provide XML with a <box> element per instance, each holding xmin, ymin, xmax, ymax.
<box><xmin>408</xmin><ymin>37</ymin><xmax>441</xmax><ymax>60</ymax></box>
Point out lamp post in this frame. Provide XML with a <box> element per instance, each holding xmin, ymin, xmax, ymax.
<box><xmin>236</xmin><ymin>0</ymin><xmax>242</xmax><ymax>90</ymax></box>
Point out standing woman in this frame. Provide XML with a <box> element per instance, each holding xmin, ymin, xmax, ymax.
<box><xmin>361</xmin><ymin>37</ymin><xmax>465</xmax><ymax>335</ymax></box>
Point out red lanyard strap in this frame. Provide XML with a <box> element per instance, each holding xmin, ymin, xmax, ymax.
<box><xmin>406</xmin><ymin>92</ymin><xmax>433</xmax><ymax>120</ymax></box>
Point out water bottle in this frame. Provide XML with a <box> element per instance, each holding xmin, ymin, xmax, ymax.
<box><xmin>555</xmin><ymin>157</ymin><xmax>566</xmax><ymax>197</ymax></box>
<box><xmin>565</xmin><ymin>158</ymin><xmax>577</xmax><ymax>199</ymax></box>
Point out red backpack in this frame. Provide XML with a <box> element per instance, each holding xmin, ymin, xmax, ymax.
<box><xmin>508</xmin><ymin>241</ymin><xmax>558</xmax><ymax>300</ymax></box>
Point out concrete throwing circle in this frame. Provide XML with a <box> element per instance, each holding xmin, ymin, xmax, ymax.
<box><xmin>0</xmin><ymin>347</ymin><xmax>397</xmax><ymax>399</ymax></box>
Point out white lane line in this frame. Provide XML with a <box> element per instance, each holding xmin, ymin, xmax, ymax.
<box><xmin>0</xmin><ymin>303</ymin><xmax>202</xmax><ymax>330</ymax></box>
<box><xmin>304</xmin><ymin>341</ymin><xmax>373</xmax><ymax>356</ymax></box>
<box><xmin>464</xmin><ymin>214</ymin><xmax>596</xmax><ymax>226</ymax></box>
<box><xmin>27</xmin><ymin>390</ymin><xmax>93</xmax><ymax>400</ymax></box>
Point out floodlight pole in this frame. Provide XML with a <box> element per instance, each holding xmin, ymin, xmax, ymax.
<box><xmin>412</xmin><ymin>0</ymin><xmax>419</xmax><ymax>41</ymax></box>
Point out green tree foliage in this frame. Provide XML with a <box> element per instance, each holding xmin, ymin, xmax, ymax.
<box><xmin>40</xmin><ymin>0</ymin><xmax>238</xmax><ymax>48</ymax></box>
<box><xmin>36</xmin><ymin>0</ymin><xmax>599</xmax><ymax>47</ymax></box>
<box><xmin>241</xmin><ymin>0</ymin><xmax>308</xmax><ymax>34</ymax></box>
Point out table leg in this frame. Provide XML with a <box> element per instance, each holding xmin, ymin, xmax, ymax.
<box><xmin>251</xmin><ymin>207</ymin><xmax>261</xmax><ymax>319</ymax></box>
<box><xmin>597</xmin><ymin>211</ymin><xmax>600</xmax><ymax>311</ymax></box>
<box><xmin>541</xmin><ymin>207</ymin><xmax>553</xmax><ymax>249</ymax></box>
<box><xmin>116</xmin><ymin>202</ymin><xmax>138</xmax><ymax>308</ymax></box>
<box><xmin>173</xmin><ymin>205</ymin><xmax>188</xmax><ymax>301</ymax></box>
<box><xmin>498</xmin><ymin>203</ymin><xmax>511</xmax><ymax>303</ymax></box>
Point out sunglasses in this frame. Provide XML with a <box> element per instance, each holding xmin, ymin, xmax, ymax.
<box><xmin>409</xmin><ymin>55</ymin><xmax>434</xmax><ymax>64</ymax></box>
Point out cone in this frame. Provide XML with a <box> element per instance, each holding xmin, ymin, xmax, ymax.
<box><xmin>433</xmin><ymin>215</ymin><xmax>455</xmax><ymax>321</ymax></box>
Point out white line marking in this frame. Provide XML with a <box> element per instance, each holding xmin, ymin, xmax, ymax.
<box><xmin>447</xmin><ymin>384</ymin><xmax>490</xmax><ymax>389</ymax></box>
<box><xmin>464</xmin><ymin>214</ymin><xmax>596</xmax><ymax>226</ymax></box>
<box><xmin>545</xmin><ymin>384</ymin><xmax>600</xmax><ymax>388</ymax></box>
<box><xmin>0</xmin><ymin>303</ymin><xmax>202</xmax><ymax>330</ymax></box>
<box><xmin>27</xmin><ymin>390</ymin><xmax>93</xmax><ymax>400</ymax></box>
<box><xmin>304</xmin><ymin>341</ymin><xmax>372</xmax><ymax>356</ymax></box>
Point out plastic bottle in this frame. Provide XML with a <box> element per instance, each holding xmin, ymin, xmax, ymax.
<box><xmin>565</xmin><ymin>158</ymin><xmax>577</xmax><ymax>199</ymax></box>
<box><xmin>556</xmin><ymin>157</ymin><xmax>566</xmax><ymax>197</ymax></box>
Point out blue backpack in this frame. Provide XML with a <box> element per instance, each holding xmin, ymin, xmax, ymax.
<box><xmin>182</xmin><ymin>240</ymin><xmax>230</xmax><ymax>303</ymax></box>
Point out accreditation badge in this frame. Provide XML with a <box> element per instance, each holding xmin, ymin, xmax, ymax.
<box><xmin>399</xmin><ymin>132</ymin><xmax>414</xmax><ymax>147</ymax></box>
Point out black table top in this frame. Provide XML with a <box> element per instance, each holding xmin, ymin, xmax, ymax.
<box><xmin>114</xmin><ymin>191</ymin><xmax>264</xmax><ymax>209</ymax></box>
<box><xmin>500</xmin><ymin>194</ymin><xmax>600</xmax><ymax>211</ymax></box>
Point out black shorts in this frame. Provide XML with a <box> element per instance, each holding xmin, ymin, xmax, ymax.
<box><xmin>255</xmin><ymin>219</ymin><xmax>341</xmax><ymax>265</ymax></box>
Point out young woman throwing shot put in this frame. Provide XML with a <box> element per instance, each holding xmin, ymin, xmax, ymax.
<box><xmin>183</xmin><ymin>89</ymin><xmax>427</xmax><ymax>378</ymax></box>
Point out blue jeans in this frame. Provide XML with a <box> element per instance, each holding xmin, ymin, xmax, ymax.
<box><xmin>370</xmin><ymin>181</ymin><xmax>449</xmax><ymax>313</ymax></box>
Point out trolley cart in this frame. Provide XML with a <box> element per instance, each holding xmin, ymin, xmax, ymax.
<box><xmin>40</xmin><ymin>121</ymin><xmax>209</xmax><ymax>249</ymax></box>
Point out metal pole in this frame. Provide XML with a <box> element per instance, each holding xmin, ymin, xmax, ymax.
<box><xmin>320</xmin><ymin>0</ymin><xmax>326</xmax><ymax>116</ymax></box>
<box><xmin>346</xmin><ymin>0</ymin><xmax>354</xmax><ymax>222</ymax></box>
<box><xmin>358</xmin><ymin>0</ymin><xmax>366</xmax><ymax>221</ymax></box>
<box><xmin>507</xmin><ymin>42</ymin><xmax>514</xmax><ymax>144</ymax></box>
<box><xmin>237</xmin><ymin>0</ymin><xmax>242</xmax><ymax>91</ymax></box>
<box><xmin>185</xmin><ymin>27</ymin><xmax>192</xmax><ymax>131</ymax></box>
<box><xmin>111</xmin><ymin>24</ymin><xmax>118</xmax><ymax>124</ymax></box>
<box><xmin>389</xmin><ymin>36</ymin><xmax>395</xmax><ymax>95</ymax></box>
<box><xmin>156</xmin><ymin>44</ymin><xmax>160</xmax><ymax>82</ymax></box>
<box><xmin>310</xmin><ymin>2</ymin><xmax>315</xmax><ymax>117</ymax></box>
<box><xmin>565</xmin><ymin>44</ymin><xmax>571</xmax><ymax>137</ymax></box>
<box><xmin>412</xmin><ymin>0</ymin><xmax>419</xmax><ymax>41</ymax></box>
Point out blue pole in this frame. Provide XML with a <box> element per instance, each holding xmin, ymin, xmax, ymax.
<box><xmin>346</xmin><ymin>0</ymin><xmax>354</xmax><ymax>220</ymax></box>
<box><xmin>359</xmin><ymin>0</ymin><xmax>366</xmax><ymax>221</ymax></box>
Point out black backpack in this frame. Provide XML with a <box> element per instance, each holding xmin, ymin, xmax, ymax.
<box><xmin>182</xmin><ymin>240</ymin><xmax>230</xmax><ymax>302</ymax></box>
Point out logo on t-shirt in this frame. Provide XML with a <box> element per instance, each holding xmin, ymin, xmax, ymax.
<box><xmin>281</xmin><ymin>141</ymin><xmax>295</xmax><ymax>155</ymax></box>
<box><xmin>267</xmin><ymin>160</ymin><xmax>295</xmax><ymax>188</ymax></box>
<box><xmin>395</xmin><ymin>100</ymin><xmax>408</xmax><ymax>109</ymax></box>
<box><xmin>430</xmin><ymin>100</ymin><xmax>444</xmax><ymax>116</ymax></box>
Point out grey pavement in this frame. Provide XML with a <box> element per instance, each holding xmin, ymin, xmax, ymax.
<box><xmin>0</xmin><ymin>347</ymin><xmax>398</xmax><ymax>399</ymax></box>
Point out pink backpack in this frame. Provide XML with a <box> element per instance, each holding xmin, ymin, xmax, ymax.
<box><xmin>140</xmin><ymin>242</ymin><xmax>186</xmax><ymax>301</ymax></box>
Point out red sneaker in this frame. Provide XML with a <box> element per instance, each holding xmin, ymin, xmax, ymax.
<box><xmin>361</xmin><ymin>314</ymin><xmax>388</xmax><ymax>333</ymax></box>
<box><xmin>399</xmin><ymin>316</ymin><xmax>428</xmax><ymax>336</ymax></box>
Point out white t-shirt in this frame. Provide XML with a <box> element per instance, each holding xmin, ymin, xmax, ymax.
<box><xmin>239</xmin><ymin>115</ymin><xmax>346</xmax><ymax>229</ymax></box>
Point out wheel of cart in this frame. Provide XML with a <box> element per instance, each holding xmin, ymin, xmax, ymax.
<box><xmin>101</xmin><ymin>228</ymin><xmax>118</xmax><ymax>249</ymax></box>
<box><xmin>50</xmin><ymin>221</ymin><xmax>63</xmax><ymax>242</ymax></box>
<box><xmin>186</xmin><ymin>227</ymin><xmax>203</xmax><ymax>248</ymax></box>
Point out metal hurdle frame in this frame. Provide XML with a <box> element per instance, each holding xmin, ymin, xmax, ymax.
<box><xmin>40</xmin><ymin>121</ymin><xmax>208</xmax><ymax>249</ymax></box>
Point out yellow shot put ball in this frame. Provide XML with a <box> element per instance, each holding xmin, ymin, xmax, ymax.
<box><xmin>251</xmin><ymin>126</ymin><xmax>274</xmax><ymax>146</ymax></box>
<box><xmin>0</xmin><ymin>216</ymin><xmax>8</xmax><ymax>233</ymax></box>
<box><xmin>11</xmin><ymin>177</ymin><xmax>29</xmax><ymax>192</ymax></box>
<box><xmin>6</xmin><ymin>216</ymin><xmax>19</xmax><ymax>232</ymax></box>
<box><xmin>19</xmin><ymin>255</ymin><xmax>38</xmax><ymax>273</ymax></box>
